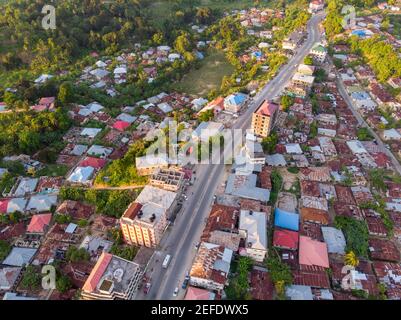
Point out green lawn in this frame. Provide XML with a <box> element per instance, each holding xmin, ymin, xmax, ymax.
<box><xmin>35</xmin><ymin>164</ymin><xmax>69</xmax><ymax>177</ymax></box>
<box><xmin>172</xmin><ymin>49</ymin><xmax>234</xmax><ymax>96</ymax></box>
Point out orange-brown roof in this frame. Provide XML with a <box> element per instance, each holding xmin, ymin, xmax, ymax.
<box><xmin>122</xmin><ymin>202</ymin><xmax>143</xmax><ymax>220</ymax></box>
<box><xmin>82</xmin><ymin>252</ymin><xmax>113</xmax><ymax>293</ymax></box>
<box><xmin>201</xmin><ymin>204</ymin><xmax>239</xmax><ymax>241</ymax></box>
<box><xmin>300</xmin><ymin>207</ymin><xmax>329</xmax><ymax>225</ymax></box>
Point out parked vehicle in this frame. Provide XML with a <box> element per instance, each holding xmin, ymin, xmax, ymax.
<box><xmin>143</xmin><ymin>282</ymin><xmax>151</xmax><ymax>294</ymax></box>
<box><xmin>182</xmin><ymin>275</ymin><xmax>190</xmax><ymax>289</ymax></box>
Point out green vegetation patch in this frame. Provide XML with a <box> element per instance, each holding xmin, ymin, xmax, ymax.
<box><xmin>172</xmin><ymin>49</ymin><xmax>234</xmax><ymax>96</ymax></box>
<box><xmin>334</xmin><ymin>216</ymin><xmax>369</xmax><ymax>258</ymax></box>
<box><xmin>60</xmin><ymin>187</ymin><xmax>141</xmax><ymax>218</ymax></box>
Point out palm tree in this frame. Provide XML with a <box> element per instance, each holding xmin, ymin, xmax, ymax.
<box><xmin>344</xmin><ymin>251</ymin><xmax>359</xmax><ymax>267</ymax></box>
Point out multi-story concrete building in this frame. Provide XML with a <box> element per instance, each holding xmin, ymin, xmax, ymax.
<box><xmin>120</xmin><ymin>186</ymin><xmax>177</xmax><ymax>248</ymax></box>
<box><xmin>251</xmin><ymin>100</ymin><xmax>279</xmax><ymax>138</ymax></box>
<box><xmin>310</xmin><ymin>43</ymin><xmax>327</xmax><ymax>63</ymax></box>
<box><xmin>135</xmin><ymin>153</ymin><xmax>169</xmax><ymax>176</ymax></box>
<box><xmin>223</xmin><ymin>93</ymin><xmax>248</xmax><ymax>114</ymax></box>
<box><xmin>81</xmin><ymin>252</ymin><xmax>143</xmax><ymax>300</ymax></box>
<box><xmin>149</xmin><ymin>168</ymin><xmax>185</xmax><ymax>192</ymax></box>
<box><xmin>291</xmin><ymin>72</ymin><xmax>315</xmax><ymax>88</ymax></box>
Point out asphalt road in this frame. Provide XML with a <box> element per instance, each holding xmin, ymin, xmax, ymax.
<box><xmin>136</xmin><ymin>11</ymin><xmax>325</xmax><ymax>301</ymax></box>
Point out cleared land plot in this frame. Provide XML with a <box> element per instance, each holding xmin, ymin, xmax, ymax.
<box><xmin>172</xmin><ymin>49</ymin><xmax>234</xmax><ymax>96</ymax></box>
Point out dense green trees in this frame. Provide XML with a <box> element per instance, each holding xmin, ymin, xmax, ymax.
<box><xmin>0</xmin><ymin>240</ymin><xmax>11</xmax><ymax>261</ymax></box>
<box><xmin>110</xmin><ymin>244</ymin><xmax>138</xmax><ymax>261</ymax></box>
<box><xmin>280</xmin><ymin>95</ymin><xmax>295</xmax><ymax>111</ymax></box>
<box><xmin>58</xmin><ymin>82</ymin><xmax>74</xmax><ymax>105</ymax></box>
<box><xmin>95</xmin><ymin>140</ymin><xmax>150</xmax><ymax>187</ymax></box>
<box><xmin>65</xmin><ymin>246</ymin><xmax>90</xmax><ymax>263</ymax></box>
<box><xmin>261</xmin><ymin>132</ymin><xmax>278</xmax><ymax>154</ymax></box>
<box><xmin>56</xmin><ymin>274</ymin><xmax>72</xmax><ymax>293</ymax></box>
<box><xmin>349</xmin><ymin>36</ymin><xmax>401</xmax><ymax>82</ymax></box>
<box><xmin>198</xmin><ymin>109</ymin><xmax>214</xmax><ymax>122</ymax></box>
<box><xmin>266</xmin><ymin>253</ymin><xmax>293</xmax><ymax>299</ymax></box>
<box><xmin>0</xmin><ymin>109</ymin><xmax>71</xmax><ymax>157</ymax></box>
<box><xmin>334</xmin><ymin>216</ymin><xmax>369</xmax><ymax>258</ymax></box>
<box><xmin>20</xmin><ymin>266</ymin><xmax>42</xmax><ymax>290</ymax></box>
<box><xmin>0</xmin><ymin>0</ymin><xmax>151</xmax><ymax>75</ymax></box>
<box><xmin>60</xmin><ymin>187</ymin><xmax>139</xmax><ymax>218</ymax></box>
<box><xmin>323</xmin><ymin>0</ymin><xmax>344</xmax><ymax>39</ymax></box>
<box><xmin>226</xmin><ymin>257</ymin><xmax>253</xmax><ymax>300</ymax></box>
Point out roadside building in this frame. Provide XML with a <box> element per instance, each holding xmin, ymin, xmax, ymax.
<box><xmin>149</xmin><ymin>168</ymin><xmax>185</xmax><ymax>192</ymax></box>
<box><xmin>189</xmin><ymin>242</ymin><xmax>233</xmax><ymax>292</ymax></box>
<box><xmin>185</xmin><ymin>286</ymin><xmax>216</xmax><ymax>300</ymax></box>
<box><xmin>282</xmin><ymin>31</ymin><xmax>304</xmax><ymax>51</ymax></box>
<box><xmin>224</xmin><ymin>93</ymin><xmax>248</xmax><ymax>113</ymax></box>
<box><xmin>135</xmin><ymin>154</ymin><xmax>169</xmax><ymax>176</ymax></box>
<box><xmin>120</xmin><ymin>186</ymin><xmax>177</xmax><ymax>248</ymax></box>
<box><xmin>291</xmin><ymin>73</ymin><xmax>315</xmax><ymax>89</ymax></box>
<box><xmin>310</xmin><ymin>43</ymin><xmax>327</xmax><ymax>63</ymax></box>
<box><xmin>251</xmin><ymin>100</ymin><xmax>279</xmax><ymax>138</ymax></box>
<box><xmin>81</xmin><ymin>252</ymin><xmax>143</xmax><ymax>300</ymax></box>
<box><xmin>201</xmin><ymin>204</ymin><xmax>240</xmax><ymax>252</ymax></box>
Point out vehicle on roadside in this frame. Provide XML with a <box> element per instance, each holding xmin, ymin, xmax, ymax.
<box><xmin>143</xmin><ymin>282</ymin><xmax>151</xmax><ymax>294</ymax></box>
<box><xmin>182</xmin><ymin>276</ymin><xmax>190</xmax><ymax>289</ymax></box>
<box><xmin>173</xmin><ymin>287</ymin><xmax>179</xmax><ymax>297</ymax></box>
<box><xmin>162</xmin><ymin>254</ymin><xmax>172</xmax><ymax>269</ymax></box>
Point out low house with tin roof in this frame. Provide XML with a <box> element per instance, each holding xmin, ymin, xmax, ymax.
<box><xmin>26</xmin><ymin>213</ymin><xmax>52</xmax><ymax>234</ymax></box>
<box><xmin>0</xmin><ymin>266</ymin><xmax>22</xmax><ymax>291</ymax></box>
<box><xmin>189</xmin><ymin>242</ymin><xmax>233</xmax><ymax>292</ymax></box>
<box><xmin>299</xmin><ymin>235</ymin><xmax>329</xmax><ymax>268</ymax></box>
<box><xmin>239</xmin><ymin>210</ymin><xmax>268</xmax><ymax>262</ymax></box>
<box><xmin>273</xmin><ymin>228</ymin><xmax>299</xmax><ymax>250</ymax></box>
<box><xmin>184</xmin><ymin>286</ymin><xmax>215</xmax><ymax>300</ymax></box>
<box><xmin>321</xmin><ymin>227</ymin><xmax>346</xmax><ymax>254</ymax></box>
<box><xmin>2</xmin><ymin>247</ymin><xmax>37</xmax><ymax>267</ymax></box>
<box><xmin>201</xmin><ymin>204</ymin><xmax>240</xmax><ymax>252</ymax></box>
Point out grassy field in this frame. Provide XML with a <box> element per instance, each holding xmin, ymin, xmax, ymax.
<box><xmin>35</xmin><ymin>164</ymin><xmax>69</xmax><ymax>178</ymax></box>
<box><xmin>172</xmin><ymin>49</ymin><xmax>234</xmax><ymax>96</ymax></box>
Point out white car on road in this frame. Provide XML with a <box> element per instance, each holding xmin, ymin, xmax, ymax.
<box><xmin>173</xmin><ymin>287</ymin><xmax>179</xmax><ymax>297</ymax></box>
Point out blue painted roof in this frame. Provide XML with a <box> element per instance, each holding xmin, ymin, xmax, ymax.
<box><xmin>274</xmin><ymin>208</ymin><xmax>299</xmax><ymax>231</ymax></box>
<box><xmin>225</xmin><ymin>93</ymin><xmax>247</xmax><ymax>106</ymax></box>
<box><xmin>351</xmin><ymin>30</ymin><xmax>366</xmax><ymax>37</ymax></box>
<box><xmin>195</xmin><ymin>51</ymin><xmax>204</xmax><ymax>59</ymax></box>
